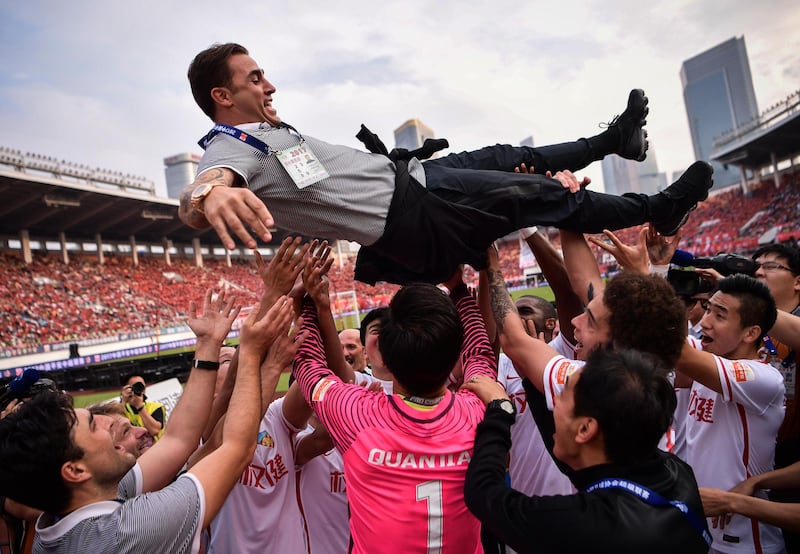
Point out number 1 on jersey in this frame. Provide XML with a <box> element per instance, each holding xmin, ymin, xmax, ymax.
<box><xmin>416</xmin><ymin>480</ymin><xmax>443</xmax><ymax>554</ymax></box>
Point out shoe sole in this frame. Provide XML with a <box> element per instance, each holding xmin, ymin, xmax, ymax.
<box><xmin>659</xmin><ymin>203</ymin><xmax>699</xmax><ymax>236</ymax></box>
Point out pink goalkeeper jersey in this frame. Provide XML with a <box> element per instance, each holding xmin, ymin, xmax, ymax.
<box><xmin>294</xmin><ymin>288</ymin><xmax>496</xmax><ymax>554</ymax></box>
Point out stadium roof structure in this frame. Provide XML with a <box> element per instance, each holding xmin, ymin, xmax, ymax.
<box><xmin>0</xmin><ymin>168</ymin><xmax>295</xmax><ymax>248</ymax></box>
<box><xmin>712</xmin><ymin>90</ymin><xmax>800</xmax><ymax>170</ymax></box>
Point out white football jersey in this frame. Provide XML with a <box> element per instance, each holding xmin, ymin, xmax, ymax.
<box><xmin>682</xmin><ymin>354</ymin><xmax>785</xmax><ymax>553</ymax></box>
<box><xmin>497</xmin><ymin>353</ymin><xmax>574</xmax><ymax>498</ymax></box>
<box><xmin>207</xmin><ymin>398</ymin><xmax>307</xmax><ymax>554</ymax></box>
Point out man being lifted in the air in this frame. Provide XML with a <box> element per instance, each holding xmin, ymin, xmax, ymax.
<box><xmin>179</xmin><ymin>43</ymin><xmax>712</xmax><ymax>284</ymax></box>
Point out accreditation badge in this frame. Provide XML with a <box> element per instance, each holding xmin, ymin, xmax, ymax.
<box><xmin>275</xmin><ymin>141</ymin><xmax>330</xmax><ymax>189</ymax></box>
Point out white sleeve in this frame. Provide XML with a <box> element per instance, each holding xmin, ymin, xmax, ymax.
<box><xmin>548</xmin><ymin>333</ymin><xmax>577</xmax><ymax>359</ymax></box>
<box><xmin>714</xmin><ymin>356</ymin><xmax>785</xmax><ymax>414</ymax></box>
<box><xmin>542</xmin><ymin>356</ymin><xmax>585</xmax><ymax>411</ymax></box>
<box><xmin>496</xmin><ymin>354</ymin><xmax>514</xmax><ymax>389</ymax></box>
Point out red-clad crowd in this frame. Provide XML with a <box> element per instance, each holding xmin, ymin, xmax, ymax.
<box><xmin>3</xmin><ymin>170</ymin><xmax>799</xmax><ymax>350</ymax></box>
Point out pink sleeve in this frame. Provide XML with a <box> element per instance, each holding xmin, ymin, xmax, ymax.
<box><xmin>293</xmin><ymin>297</ymin><xmax>383</xmax><ymax>452</ymax></box>
<box><xmin>451</xmin><ymin>285</ymin><xmax>497</xmax><ymax>382</ymax></box>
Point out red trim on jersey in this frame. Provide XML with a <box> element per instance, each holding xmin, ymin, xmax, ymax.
<box><xmin>736</xmin><ymin>403</ymin><xmax>764</xmax><ymax>554</ymax></box>
<box><xmin>752</xmin><ymin>516</ymin><xmax>763</xmax><ymax>554</ymax></box>
<box><xmin>547</xmin><ymin>359</ymin><xmax>559</xmax><ymax>406</ymax></box>
<box><xmin>295</xmin><ymin>468</ymin><xmax>312</xmax><ymax>554</ymax></box>
<box><xmin>719</xmin><ymin>356</ymin><xmax>734</xmax><ymax>399</ymax></box>
<box><xmin>736</xmin><ymin>404</ymin><xmax>750</xmax><ymax>470</ymax></box>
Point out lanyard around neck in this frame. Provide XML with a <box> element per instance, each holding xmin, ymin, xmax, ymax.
<box><xmin>197</xmin><ymin>122</ymin><xmax>302</xmax><ymax>153</ymax></box>
<box><xmin>586</xmin><ymin>477</ymin><xmax>712</xmax><ymax>547</ymax></box>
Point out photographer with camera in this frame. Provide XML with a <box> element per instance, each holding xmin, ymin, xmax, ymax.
<box><xmin>121</xmin><ymin>375</ymin><xmax>166</xmax><ymax>442</ymax></box>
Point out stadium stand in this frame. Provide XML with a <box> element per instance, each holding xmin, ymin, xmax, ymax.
<box><xmin>1</xmin><ymin>94</ymin><xmax>799</xmax><ymax>364</ymax></box>
<box><xmin>3</xmin><ymin>171</ymin><xmax>800</xmax><ymax>351</ymax></box>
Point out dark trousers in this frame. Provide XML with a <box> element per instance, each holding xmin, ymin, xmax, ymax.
<box><xmin>422</xmin><ymin>141</ymin><xmax>661</xmax><ymax>234</ymax></box>
<box><xmin>355</xmin><ymin>140</ymin><xmax>668</xmax><ymax>285</ymax></box>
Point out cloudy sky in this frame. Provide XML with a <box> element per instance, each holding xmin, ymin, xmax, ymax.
<box><xmin>0</xmin><ymin>0</ymin><xmax>797</xmax><ymax>196</ymax></box>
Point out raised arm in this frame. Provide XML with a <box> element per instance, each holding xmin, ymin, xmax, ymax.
<box><xmin>587</xmin><ymin>226</ymin><xmax>651</xmax><ymax>275</ymax></box>
<box><xmin>522</xmin><ymin>228</ymin><xmax>582</xmax><ymax>345</ymax></box>
<box><xmin>138</xmin><ymin>289</ymin><xmax>240</xmax><ymax>492</ymax></box>
<box><xmin>559</xmin><ymin>230</ymin><xmax>605</xmax><ymax>306</ymax></box>
<box><xmin>201</xmin><ymin>348</ymin><xmax>239</xmax><ymax>442</ymax></box>
<box><xmin>255</xmin><ymin>236</ymin><xmax>310</xmax><ymax>319</ymax></box>
<box><xmin>188</xmin><ymin>306</ymin><xmax>304</xmax><ymax>469</ymax></box>
<box><xmin>442</xmin><ymin>267</ymin><xmax>497</xmax><ymax>381</ymax></box>
<box><xmin>190</xmin><ymin>295</ymin><xmax>303</xmax><ymax>528</ymax></box>
<box><xmin>178</xmin><ymin>167</ymin><xmax>274</xmax><ymax>250</ymax></box>
<box><xmin>301</xmin><ymin>244</ymin><xmax>355</xmax><ymax>382</ymax></box>
<box><xmin>675</xmin><ymin>338</ymin><xmax>724</xmax><ymax>393</ymax></box>
<box><xmin>770</xmin><ymin>309</ymin><xmax>800</xmax><ymax>351</ymax></box>
<box><xmin>486</xmin><ymin>247</ymin><xmax>559</xmax><ymax>393</ymax></box>
<box><xmin>477</xmin><ymin>268</ymin><xmax>498</xmax><ymax>351</ymax></box>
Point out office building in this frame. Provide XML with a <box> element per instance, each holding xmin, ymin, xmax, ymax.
<box><xmin>394</xmin><ymin>119</ymin><xmax>435</xmax><ymax>150</ymax></box>
<box><xmin>601</xmin><ymin>148</ymin><xmax>661</xmax><ymax>196</ymax></box>
<box><xmin>164</xmin><ymin>153</ymin><xmax>201</xmax><ymax>199</ymax></box>
<box><xmin>680</xmin><ymin>36</ymin><xmax>759</xmax><ymax>189</ymax></box>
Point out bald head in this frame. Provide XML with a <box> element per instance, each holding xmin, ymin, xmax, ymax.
<box><xmin>339</xmin><ymin>328</ymin><xmax>366</xmax><ymax>372</ymax></box>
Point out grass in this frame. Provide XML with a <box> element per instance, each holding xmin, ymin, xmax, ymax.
<box><xmin>71</xmin><ymin>372</ymin><xmax>294</xmax><ymax>408</ymax></box>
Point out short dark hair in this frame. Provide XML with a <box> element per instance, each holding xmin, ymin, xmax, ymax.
<box><xmin>125</xmin><ymin>374</ymin><xmax>146</xmax><ymax>388</ymax></box>
<box><xmin>188</xmin><ymin>43</ymin><xmax>249</xmax><ymax>120</ymax></box>
<box><xmin>604</xmin><ymin>271</ymin><xmax>687</xmax><ymax>368</ymax></box>
<box><xmin>752</xmin><ymin>243</ymin><xmax>800</xmax><ymax>275</ymax></box>
<box><xmin>89</xmin><ymin>401</ymin><xmax>126</xmax><ymax>417</ymax></box>
<box><xmin>360</xmin><ymin>307</ymin><xmax>389</xmax><ymax>345</ymax></box>
<box><xmin>516</xmin><ymin>295</ymin><xmax>557</xmax><ymax>318</ymax></box>
<box><xmin>516</xmin><ymin>295</ymin><xmax>557</xmax><ymax>340</ymax></box>
<box><xmin>379</xmin><ymin>284</ymin><xmax>462</xmax><ymax>396</ymax></box>
<box><xmin>717</xmin><ymin>274</ymin><xmax>777</xmax><ymax>341</ymax></box>
<box><xmin>0</xmin><ymin>393</ymin><xmax>83</xmax><ymax>513</ymax></box>
<box><xmin>573</xmin><ymin>347</ymin><xmax>676</xmax><ymax>465</ymax></box>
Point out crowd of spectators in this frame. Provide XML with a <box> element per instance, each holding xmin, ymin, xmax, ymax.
<box><xmin>3</xmin><ymin>170</ymin><xmax>799</xmax><ymax>351</ymax></box>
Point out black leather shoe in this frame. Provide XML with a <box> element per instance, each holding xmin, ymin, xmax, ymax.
<box><xmin>652</xmin><ymin>161</ymin><xmax>714</xmax><ymax>236</ymax></box>
<box><xmin>608</xmin><ymin>89</ymin><xmax>649</xmax><ymax>162</ymax></box>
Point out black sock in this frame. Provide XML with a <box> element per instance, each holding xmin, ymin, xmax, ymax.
<box><xmin>648</xmin><ymin>191</ymin><xmax>672</xmax><ymax>220</ymax></box>
<box><xmin>587</xmin><ymin>127</ymin><xmax>621</xmax><ymax>159</ymax></box>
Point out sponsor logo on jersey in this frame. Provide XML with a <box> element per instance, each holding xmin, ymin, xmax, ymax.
<box><xmin>312</xmin><ymin>378</ymin><xmax>336</xmax><ymax>402</ymax></box>
<box><xmin>731</xmin><ymin>361</ymin><xmax>755</xmax><ymax>383</ymax></box>
<box><xmin>258</xmin><ymin>431</ymin><xmax>275</xmax><ymax>447</ymax></box>
<box><xmin>240</xmin><ymin>455</ymin><xmax>289</xmax><ymax>488</ymax></box>
<box><xmin>554</xmin><ymin>360</ymin><xmax>575</xmax><ymax>385</ymax></box>
<box><xmin>330</xmin><ymin>470</ymin><xmax>346</xmax><ymax>493</ymax></box>
<box><xmin>367</xmin><ymin>448</ymin><xmax>471</xmax><ymax>469</ymax></box>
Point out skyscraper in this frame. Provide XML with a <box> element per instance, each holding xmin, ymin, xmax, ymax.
<box><xmin>680</xmin><ymin>36</ymin><xmax>759</xmax><ymax>189</ymax></box>
<box><xmin>163</xmin><ymin>153</ymin><xmax>201</xmax><ymax>199</ymax></box>
<box><xmin>394</xmin><ymin>119</ymin><xmax>435</xmax><ymax>150</ymax></box>
<box><xmin>601</xmin><ymin>149</ymin><xmax>661</xmax><ymax>196</ymax></box>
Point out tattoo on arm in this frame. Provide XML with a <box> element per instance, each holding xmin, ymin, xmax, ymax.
<box><xmin>178</xmin><ymin>169</ymin><xmax>231</xmax><ymax>229</ymax></box>
<box><xmin>487</xmin><ymin>267</ymin><xmax>517</xmax><ymax>334</ymax></box>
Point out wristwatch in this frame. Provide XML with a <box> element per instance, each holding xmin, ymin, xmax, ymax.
<box><xmin>193</xmin><ymin>359</ymin><xmax>221</xmax><ymax>370</ymax></box>
<box><xmin>190</xmin><ymin>183</ymin><xmax>226</xmax><ymax>214</ymax></box>
<box><xmin>488</xmin><ymin>398</ymin><xmax>516</xmax><ymax>417</ymax></box>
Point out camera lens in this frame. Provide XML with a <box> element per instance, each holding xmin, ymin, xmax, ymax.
<box><xmin>131</xmin><ymin>382</ymin><xmax>145</xmax><ymax>396</ymax></box>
